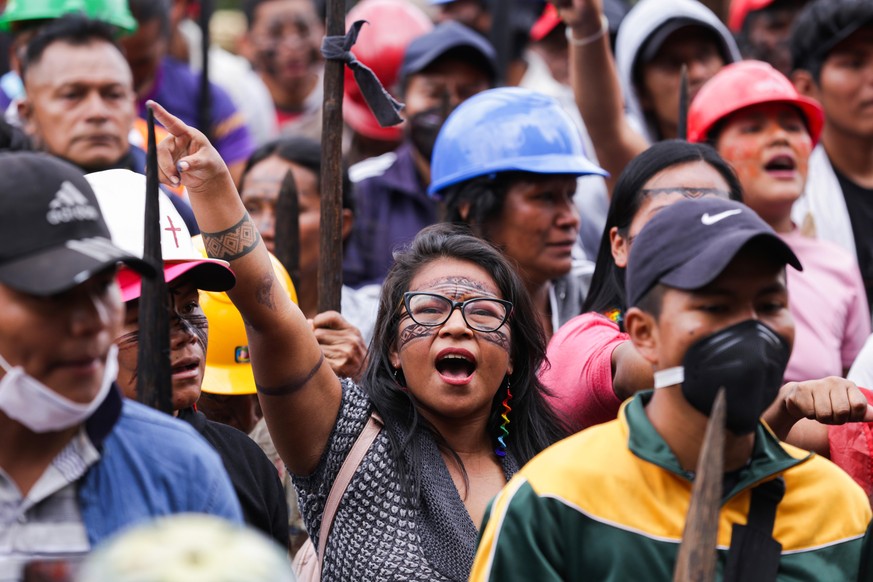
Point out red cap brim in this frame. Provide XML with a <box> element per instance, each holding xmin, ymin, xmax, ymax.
<box><xmin>119</xmin><ymin>260</ymin><xmax>235</xmax><ymax>302</ymax></box>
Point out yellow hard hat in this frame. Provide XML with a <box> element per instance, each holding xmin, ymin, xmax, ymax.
<box><xmin>191</xmin><ymin>236</ymin><xmax>297</xmax><ymax>395</ymax></box>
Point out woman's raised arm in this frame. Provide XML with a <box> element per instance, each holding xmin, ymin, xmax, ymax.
<box><xmin>151</xmin><ymin>101</ymin><xmax>341</xmax><ymax>475</ymax></box>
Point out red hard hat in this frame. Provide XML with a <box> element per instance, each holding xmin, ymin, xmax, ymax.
<box><xmin>728</xmin><ymin>0</ymin><xmax>776</xmax><ymax>33</ymax></box>
<box><xmin>343</xmin><ymin>0</ymin><xmax>433</xmax><ymax>141</ymax></box>
<box><xmin>687</xmin><ymin>60</ymin><xmax>824</xmax><ymax>145</ymax></box>
<box><xmin>530</xmin><ymin>4</ymin><xmax>561</xmax><ymax>42</ymax></box>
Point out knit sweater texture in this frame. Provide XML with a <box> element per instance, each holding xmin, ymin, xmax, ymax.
<box><xmin>293</xmin><ymin>380</ymin><xmax>519</xmax><ymax>580</ymax></box>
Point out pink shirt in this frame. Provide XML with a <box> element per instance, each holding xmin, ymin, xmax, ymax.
<box><xmin>781</xmin><ymin>229</ymin><xmax>871</xmax><ymax>382</ymax></box>
<box><xmin>541</xmin><ymin>312</ymin><xmax>627</xmax><ymax>432</ymax></box>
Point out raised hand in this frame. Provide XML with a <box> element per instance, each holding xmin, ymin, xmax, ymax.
<box><xmin>764</xmin><ymin>377</ymin><xmax>873</xmax><ymax>442</ymax></box>
<box><xmin>551</xmin><ymin>0</ymin><xmax>603</xmax><ymax>34</ymax></box>
<box><xmin>780</xmin><ymin>378</ymin><xmax>873</xmax><ymax>424</ymax></box>
<box><xmin>148</xmin><ymin>100</ymin><xmax>233</xmax><ymax>196</ymax></box>
<box><xmin>309</xmin><ymin>311</ymin><xmax>368</xmax><ymax>381</ymax></box>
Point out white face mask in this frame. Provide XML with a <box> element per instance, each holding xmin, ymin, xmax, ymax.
<box><xmin>653</xmin><ymin>366</ymin><xmax>684</xmax><ymax>389</ymax></box>
<box><xmin>0</xmin><ymin>344</ymin><xmax>118</xmax><ymax>433</ymax></box>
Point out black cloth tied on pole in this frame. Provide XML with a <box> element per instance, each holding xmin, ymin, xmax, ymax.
<box><xmin>321</xmin><ymin>20</ymin><xmax>405</xmax><ymax>128</ymax></box>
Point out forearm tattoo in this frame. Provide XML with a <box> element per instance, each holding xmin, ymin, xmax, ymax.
<box><xmin>202</xmin><ymin>213</ymin><xmax>261</xmax><ymax>261</ymax></box>
<box><xmin>257</xmin><ymin>353</ymin><xmax>325</xmax><ymax>396</ymax></box>
<box><xmin>255</xmin><ymin>272</ymin><xmax>276</xmax><ymax>310</ymax></box>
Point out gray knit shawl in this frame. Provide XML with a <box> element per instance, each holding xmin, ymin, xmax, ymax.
<box><xmin>294</xmin><ymin>380</ymin><xmax>519</xmax><ymax>581</ymax></box>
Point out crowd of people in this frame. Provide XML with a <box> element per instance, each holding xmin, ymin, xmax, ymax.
<box><xmin>1</xmin><ymin>0</ymin><xmax>873</xmax><ymax>580</ymax></box>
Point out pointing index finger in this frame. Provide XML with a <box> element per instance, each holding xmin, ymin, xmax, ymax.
<box><xmin>147</xmin><ymin>99</ymin><xmax>191</xmax><ymax>138</ymax></box>
<box><xmin>147</xmin><ymin>100</ymin><xmax>185</xmax><ymax>186</ymax></box>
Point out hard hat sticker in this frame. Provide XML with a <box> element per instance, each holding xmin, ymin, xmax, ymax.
<box><xmin>234</xmin><ymin>346</ymin><xmax>251</xmax><ymax>364</ymax></box>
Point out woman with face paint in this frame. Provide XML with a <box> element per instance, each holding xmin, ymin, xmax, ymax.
<box><xmin>688</xmin><ymin>59</ymin><xmax>873</xmax><ymax>481</ymax></box>
<box><xmin>542</xmin><ymin>140</ymin><xmax>743</xmax><ymax>432</ymax></box>
<box><xmin>431</xmin><ymin>87</ymin><xmax>608</xmax><ymax>343</ymax></box>
<box><xmin>149</xmin><ymin>100</ymin><xmax>568</xmax><ymax>581</ymax></box>
<box><xmin>86</xmin><ymin>169</ymin><xmax>291</xmax><ymax>550</ymax></box>
<box><xmin>690</xmin><ymin>60</ymin><xmax>870</xmax><ymax>385</ymax></box>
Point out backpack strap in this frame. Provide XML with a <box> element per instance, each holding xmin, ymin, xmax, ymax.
<box><xmin>316</xmin><ymin>412</ymin><xmax>384</xmax><ymax>568</ymax></box>
<box><xmin>723</xmin><ymin>476</ymin><xmax>786</xmax><ymax>582</ymax></box>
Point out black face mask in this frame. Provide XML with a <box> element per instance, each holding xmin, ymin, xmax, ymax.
<box><xmin>408</xmin><ymin>106</ymin><xmax>448</xmax><ymax>164</ymax></box>
<box><xmin>654</xmin><ymin>320</ymin><xmax>791</xmax><ymax>435</ymax></box>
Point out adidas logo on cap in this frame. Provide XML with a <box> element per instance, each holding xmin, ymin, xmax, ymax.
<box><xmin>46</xmin><ymin>180</ymin><xmax>100</xmax><ymax>225</ymax></box>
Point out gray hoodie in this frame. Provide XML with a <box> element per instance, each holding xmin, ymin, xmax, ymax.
<box><xmin>614</xmin><ymin>0</ymin><xmax>741</xmax><ymax>143</ymax></box>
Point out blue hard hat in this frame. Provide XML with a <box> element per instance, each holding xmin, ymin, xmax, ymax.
<box><xmin>427</xmin><ymin>87</ymin><xmax>607</xmax><ymax>196</ymax></box>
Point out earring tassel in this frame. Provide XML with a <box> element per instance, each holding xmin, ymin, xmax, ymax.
<box><xmin>495</xmin><ymin>384</ymin><xmax>512</xmax><ymax>458</ymax></box>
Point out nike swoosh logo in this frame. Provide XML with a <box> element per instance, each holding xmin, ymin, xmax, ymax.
<box><xmin>701</xmin><ymin>209</ymin><xmax>742</xmax><ymax>225</ymax></box>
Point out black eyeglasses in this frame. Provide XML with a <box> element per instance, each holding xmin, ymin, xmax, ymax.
<box><xmin>402</xmin><ymin>292</ymin><xmax>513</xmax><ymax>333</ymax></box>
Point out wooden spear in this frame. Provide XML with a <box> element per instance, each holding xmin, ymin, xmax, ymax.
<box><xmin>136</xmin><ymin>106</ymin><xmax>173</xmax><ymax>414</ymax></box>
<box><xmin>673</xmin><ymin>387</ymin><xmax>726</xmax><ymax>582</ymax></box>
<box><xmin>274</xmin><ymin>168</ymin><xmax>301</xmax><ymax>291</ymax></box>
<box><xmin>677</xmin><ymin>64</ymin><xmax>689</xmax><ymax>141</ymax></box>
<box><xmin>318</xmin><ymin>0</ymin><xmax>345</xmax><ymax>313</ymax></box>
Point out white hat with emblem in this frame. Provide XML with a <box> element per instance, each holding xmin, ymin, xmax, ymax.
<box><xmin>86</xmin><ymin>169</ymin><xmax>235</xmax><ymax>301</ymax></box>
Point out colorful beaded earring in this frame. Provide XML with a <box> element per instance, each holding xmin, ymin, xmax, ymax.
<box><xmin>495</xmin><ymin>378</ymin><xmax>512</xmax><ymax>458</ymax></box>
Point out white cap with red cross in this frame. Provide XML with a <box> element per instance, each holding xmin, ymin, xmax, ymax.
<box><xmin>85</xmin><ymin>169</ymin><xmax>235</xmax><ymax>301</ymax></box>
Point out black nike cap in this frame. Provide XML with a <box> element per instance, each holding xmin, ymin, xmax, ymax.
<box><xmin>625</xmin><ymin>198</ymin><xmax>802</xmax><ymax>307</ymax></box>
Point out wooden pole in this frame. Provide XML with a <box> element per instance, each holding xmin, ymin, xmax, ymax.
<box><xmin>136</xmin><ymin>107</ymin><xmax>173</xmax><ymax>414</ymax></box>
<box><xmin>274</xmin><ymin>168</ymin><xmax>301</xmax><ymax>291</ymax></box>
<box><xmin>698</xmin><ymin>0</ymin><xmax>730</xmax><ymax>22</ymax></box>
<box><xmin>673</xmin><ymin>387</ymin><xmax>726</xmax><ymax>582</ymax></box>
<box><xmin>318</xmin><ymin>0</ymin><xmax>345</xmax><ymax>313</ymax></box>
<box><xmin>677</xmin><ymin>64</ymin><xmax>689</xmax><ymax>141</ymax></box>
<box><xmin>490</xmin><ymin>0</ymin><xmax>514</xmax><ymax>86</ymax></box>
<box><xmin>198</xmin><ymin>0</ymin><xmax>213</xmax><ymax>143</ymax></box>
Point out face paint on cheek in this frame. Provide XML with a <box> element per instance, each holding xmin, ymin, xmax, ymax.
<box><xmin>114</xmin><ymin>330</ymin><xmax>140</xmax><ymax>387</ymax></box>
<box><xmin>173</xmin><ymin>313</ymin><xmax>209</xmax><ymax>352</ymax></box>
<box><xmin>796</xmin><ymin>154</ymin><xmax>809</xmax><ymax>180</ymax></box>
<box><xmin>397</xmin><ymin>322</ymin><xmax>438</xmax><ymax>351</ymax></box>
<box><xmin>116</xmin><ymin>329</ymin><xmax>139</xmax><ymax>350</ymax></box>
<box><xmin>479</xmin><ymin>329</ymin><xmax>511</xmax><ymax>352</ymax></box>
<box><xmin>794</xmin><ymin>137</ymin><xmax>812</xmax><ymax>175</ymax></box>
<box><xmin>721</xmin><ymin>141</ymin><xmax>762</xmax><ymax>184</ymax></box>
<box><xmin>256</xmin><ymin>48</ymin><xmax>279</xmax><ymax>76</ymax></box>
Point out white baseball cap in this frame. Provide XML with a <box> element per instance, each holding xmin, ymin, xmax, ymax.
<box><xmin>86</xmin><ymin>169</ymin><xmax>235</xmax><ymax>301</ymax></box>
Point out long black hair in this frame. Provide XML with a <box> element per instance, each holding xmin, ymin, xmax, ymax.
<box><xmin>583</xmin><ymin>140</ymin><xmax>743</xmax><ymax>322</ymax></box>
<box><xmin>363</xmin><ymin>223</ymin><xmax>568</xmax><ymax>498</ymax></box>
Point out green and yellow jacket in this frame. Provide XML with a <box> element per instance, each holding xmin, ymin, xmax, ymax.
<box><xmin>471</xmin><ymin>392</ymin><xmax>873</xmax><ymax>581</ymax></box>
